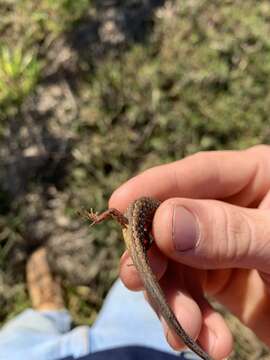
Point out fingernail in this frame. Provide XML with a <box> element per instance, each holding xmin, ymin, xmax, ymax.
<box><xmin>173</xmin><ymin>206</ymin><xmax>199</xmax><ymax>251</ymax></box>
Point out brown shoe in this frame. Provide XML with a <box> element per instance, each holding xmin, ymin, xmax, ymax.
<box><xmin>26</xmin><ymin>247</ymin><xmax>65</xmax><ymax>310</ymax></box>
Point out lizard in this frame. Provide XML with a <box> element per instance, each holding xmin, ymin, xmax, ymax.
<box><xmin>85</xmin><ymin>196</ymin><xmax>213</xmax><ymax>360</ymax></box>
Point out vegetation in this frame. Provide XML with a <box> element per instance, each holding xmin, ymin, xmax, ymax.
<box><xmin>0</xmin><ymin>1</ymin><xmax>270</xmax><ymax>358</ymax></box>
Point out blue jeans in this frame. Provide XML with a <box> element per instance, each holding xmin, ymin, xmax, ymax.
<box><xmin>0</xmin><ymin>280</ymin><xmax>198</xmax><ymax>360</ymax></box>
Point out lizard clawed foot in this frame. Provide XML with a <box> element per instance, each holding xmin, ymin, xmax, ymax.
<box><xmin>78</xmin><ymin>209</ymin><xmax>100</xmax><ymax>227</ymax></box>
<box><xmin>80</xmin><ymin>208</ymin><xmax>129</xmax><ymax>228</ymax></box>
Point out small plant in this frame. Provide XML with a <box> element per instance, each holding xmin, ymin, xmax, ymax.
<box><xmin>32</xmin><ymin>0</ymin><xmax>91</xmax><ymax>34</ymax></box>
<box><xmin>0</xmin><ymin>44</ymin><xmax>40</xmax><ymax>108</ymax></box>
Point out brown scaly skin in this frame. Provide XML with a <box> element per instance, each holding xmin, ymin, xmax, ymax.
<box><xmin>86</xmin><ymin>197</ymin><xmax>213</xmax><ymax>360</ymax></box>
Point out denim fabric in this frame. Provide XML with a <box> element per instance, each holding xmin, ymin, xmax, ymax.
<box><xmin>0</xmin><ymin>280</ymin><xmax>198</xmax><ymax>360</ymax></box>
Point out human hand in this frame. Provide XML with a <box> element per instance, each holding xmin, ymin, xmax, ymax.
<box><xmin>109</xmin><ymin>145</ymin><xmax>270</xmax><ymax>360</ymax></box>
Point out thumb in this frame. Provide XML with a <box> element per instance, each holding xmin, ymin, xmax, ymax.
<box><xmin>153</xmin><ymin>198</ymin><xmax>270</xmax><ymax>273</ymax></box>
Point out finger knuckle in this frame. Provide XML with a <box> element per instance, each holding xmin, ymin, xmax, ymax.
<box><xmin>248</xmin><ymin>144</ymin><xmax>270</xmax><ymax>154</ymax></box>
<box><xmin>205</xmin><ymin>204</ymin><xmax>253</xmax><ymax>266</ymax></box>
<box><xmin>220</xmin><ymin>204</ymin><xmax>253</xmax><ymax>264</ymax></box>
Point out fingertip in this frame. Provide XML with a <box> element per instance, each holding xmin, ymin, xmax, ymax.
<box><xmin>109</xmin><ymin>183</ymin><xmax>135</xmax><ymax>212</ymax></box>
<box><xmin>109</xmin><ymin>164</ymin><xmax>176</xmax><ymax>210</ymax></box>
<box><xmin>119</xmin><ymin>251</ymin><xmax>142</xmax><ymax>291</ymax></box>
<box><xmin>162</xmin><ymin>301</ymin><xmax>233</xmax><ymax>360</ymax></box>
<box><xmin>200</xmin><ymin>310</ymin><xmax>233</xmax><ymax>360</ymax></box>
<box><xmin>109</xmin><ymin>180</ymin><xmax>161</xmax><ymax>212</ymax></box>
<box><xmin>109</xmin><ymin>170</ymin><xmax>160</xmax><ymax>210</ymax></box>
<box><xmin>160</xmin><ymin>293</ymin><xmax>203</xmax><ymax>351</ymax></box>
<box><xmin>119</xmin><ymin>246</ymin><xmax>168</xmax><ymax>291</ymax></box>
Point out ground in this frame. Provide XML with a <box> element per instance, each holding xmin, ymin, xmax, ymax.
<box><xmin>0</xmin><ymin>1</ymin><xmax>270</xmax><ymax>358</ymax></box>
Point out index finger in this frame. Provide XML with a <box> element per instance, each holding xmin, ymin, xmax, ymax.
<box><xmin>109</xmin><ymin>145</ymin><xmax>270</xmax><ymax>211</ymax></box>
